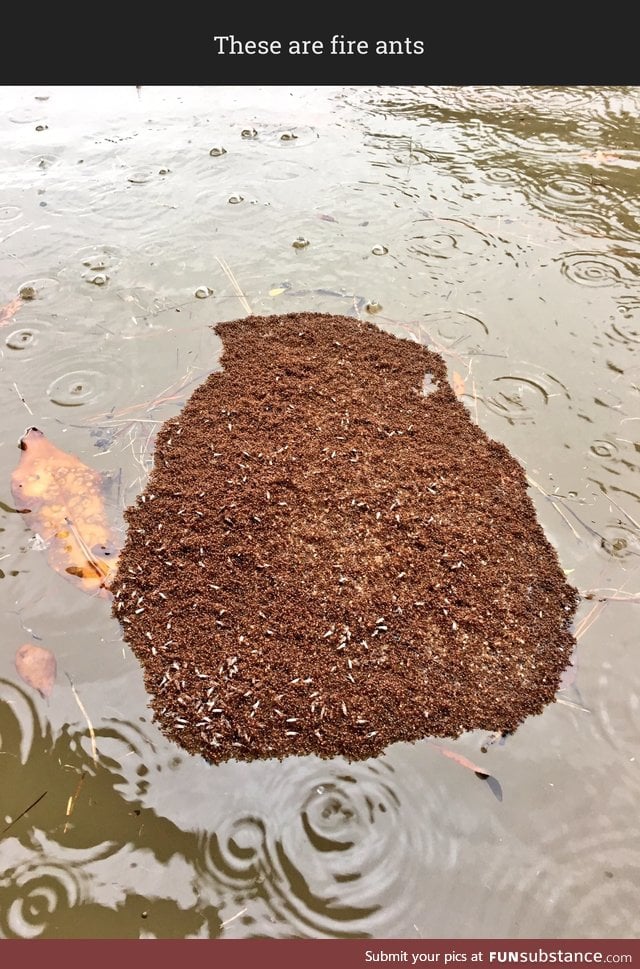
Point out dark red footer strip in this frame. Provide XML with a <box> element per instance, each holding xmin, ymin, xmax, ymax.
<box><xmin>2</xmin><ymin>938</ymin><xmax>639</xmax><ymax>969</ymax></box>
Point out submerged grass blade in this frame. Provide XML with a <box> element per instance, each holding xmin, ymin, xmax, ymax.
<box><xmin>1</xmin><ymin>790</ymin><xmax>48</xmax><ymax>837</ymax></box>
<box><xmin>216</xmin><ymin>255</ymin><xmax>252</xmax><ymax>315</ymax></box>
<box><xmin>67</xmin><ymin>675</ymin><xmax>98</xmax><ymax>767</ymax></box>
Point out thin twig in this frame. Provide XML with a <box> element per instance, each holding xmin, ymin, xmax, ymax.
<box><xmin>556</xmin><ymin>696</ymin><xmax>591</xmax><ymax>714</ymax></box>
<box><xmin>580</xmin><ymin>588</ymin><xmax>640</xmax><ymax>602</ymax></box>
<box><xmin>12</xmin><ymin>382</ymin><xmax>33</xmax><ymax>416</ymax></box>
<box><xmin>83</xmin><ymin>368</ymin><xmax>202</xmax><ymax>425</ymax></box>
<box><xmin>605</xmin><ymin>491</ymin><xmax>640</xmax><ymax>532</ymax></box>
<box><xmin>64</xmin><ymin>517</ymin><xmax>109</xmax><ymax>579</ymax></box>
<box><xmin>526</xmin><ymin>474</ymin><xmax>582</xmax><ymax>540</ymax></box>
<box><xmin>571</xmin><ymin>564</ymin><xmax>640</xmax><ymax>644</ymax></box>
<box><xmin>575</xmin><ymin>600</ymin><xmax>607</xmax><ymax>642</ymax></box>
<box><xmin>216</xmin><ymin>256</ymin><xmax>252</xmax><ymax>315</ymax></box>
<box><xmin>63</xmin><ymin>772</ymin><xmax>86</xmax><ymax>834</ymax></box>
<box><xmin>99</xmin><ymin>418</ymin><xmax>163</xmax><ymax>426</ymax></box>
<box><xmin>66</xmin><ymin>675</ymin><xmax>98</xmax><ymax>767</ymax></box>
<box><xmin>220</xmin><ymin>907</ymin><xmax>248</xmax><ymax>929</ymax></box>
<box><xmin>138</xmin><ymin>425</ymin><xmax>155</xmax><ymax>468</ymax></box>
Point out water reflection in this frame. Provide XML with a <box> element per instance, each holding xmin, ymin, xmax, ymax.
<box><xmin>196</xmin><ymin>759</ymin><xmax>442</xmax><ymax>938</ymax></box>
<box><xmin>1</xmin><ymin>860</ymin><xmax>89</xmax><ymax>939</ymax></box>
<box><xmin>1</xmin><ymin>681</ymin><xmax>444</xmax><ymax>939</ymax></box>
<box><xmin>363</xmin><ymin>86</ymin><xmax>640</xmax><ymax>242</ymax></box>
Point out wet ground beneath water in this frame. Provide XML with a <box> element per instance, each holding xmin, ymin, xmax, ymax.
<box><xmin>0</xmin><ymin>86</ymin><xmax>638</xmax><ymax>939</ymax></box>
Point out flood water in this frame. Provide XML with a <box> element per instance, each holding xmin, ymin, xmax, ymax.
<box><xmin>0</xmin><ymin>86</ymin><xmax>638</xmax><ymax>940</ymax></box>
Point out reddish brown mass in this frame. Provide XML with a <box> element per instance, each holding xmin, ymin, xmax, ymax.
<box><xmin>111</xmin><ymin>312</ymin><xmax>580</xmax><ymax>763</ymax></box>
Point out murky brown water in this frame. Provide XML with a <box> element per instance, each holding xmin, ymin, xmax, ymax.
<box><xmin>1</xmin><ymin>85</ymin><xmax>639</xmax><ymax>940</ymax></box>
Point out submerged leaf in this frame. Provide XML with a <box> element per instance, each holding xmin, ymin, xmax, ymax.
<box><xmin>15</xmin><ymin>643</ymin><xmax>57</xmax><ymax>699</ymax></box>
<box><xmin>11</xmin><ymin>427</ymin><xmax>120</xmax><ymax>595</ymax></box>
<box><xmin>0</xmin><ymin>296</ymin><xmax>22</xmax><ymax>327</ymax></box>
<box><xmin>430</xmin><ymin>742</ymin><xmax>503</xmax><ymax>802</ymax></box>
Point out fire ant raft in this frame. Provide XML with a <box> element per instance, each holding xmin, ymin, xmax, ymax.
<box><xmin>111</xmin><ymin>312</ymin><xmax>579</xmax><ymax>765</ymax></box>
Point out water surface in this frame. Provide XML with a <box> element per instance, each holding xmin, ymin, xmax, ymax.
<box><xmin>0</xmin><ymin>85</ymin><xmax>638</xmax><ymax>939</ymax></box>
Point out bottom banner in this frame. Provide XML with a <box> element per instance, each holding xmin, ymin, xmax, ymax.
<box><xmin>2</xmin><ymin>939</ymin><xmax>638</xmax><ymax>969</ymax></box>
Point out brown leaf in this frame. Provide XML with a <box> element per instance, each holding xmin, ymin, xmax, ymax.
<box><xmin>15</xmin><ymin>643</ymin><xmax>57</xmax><ymax>699</ymax></box>
<box><xmin>451</xmin><ymin>371</ymin><xmax>466</xmax><ymax>398</ymax></box>
<box><xmin>11</xmin><ymin>427</ymin><xmax>120</xmax><ymax>595</ymax></box>
<box><xmin>0</xmin><ymin>296</ymin><xmax>22</xmax><ymax>327</ymax></box>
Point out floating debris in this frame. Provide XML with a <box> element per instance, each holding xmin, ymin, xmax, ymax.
<box><xmin>228</xmin><ymin>194</ymin><xmax>244</xmax><ymax>205</ymax></box>
<box><xmin>11</xmin><ymin>427</ymin><xmax>119</xmax><ymax>595</ymax></box>
<box><xmin>365</xmin><ymin>300</ymin><xmax>382</xmax><ymax>314</ymax></box>
<box><xmin>15</xmin><ymin>643</ymin><xmax>57</xmax><ymax>699</ymax></box>
<box><xmin>209</xmin><ymin>146</ymin><xmax>227</xmax><ymax>157</ymax></box>
<box><xmin>19</xmin><ymin>285</ymin><xmax>37</xmax><ymax>301</ymax></box>
<box><xmin>195</xmin><ymin>286</ymin><xmax>213</xmax><ymax>299</ymax></box>
<box><xmin>292</xmin><ymin>237</ymin><xmax>310</xmax><ymax>249</ymax></box>
<box><xmin>371</xmin><ymin>245</ymin><xmax>389</xmax><ymax>256</ymax></box>
<box><xmin>241</xmin><ymin>128</ymin><xmax>257</xmax><ymax>139</ymax></box>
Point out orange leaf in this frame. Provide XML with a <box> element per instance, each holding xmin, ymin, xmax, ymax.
<box><xmin>0</xmin><ymin>296</ymin><xmax>22</xmax><ymax>327</ymax></box>
<box><xmin>11</xmin><ymin>427</ymin><xmax>120</xmax><ymax>595</ymax></box>
<box><xmin>428</xmin><ymin>741</ymin><xmax>503</xmax><ymax>801</ymax></box>
<box><xmin>451</xmin><ymin>371</ymin><xmax>466</xmax><ymax>398</ymax></box>
<box><xmin>15</xmin><ymin>643</ymin><xmax>57</xmax><ymax>699</ymax></box>
<box><xmin>437</xmin><ymin>744</ymin><xmax>488</xmax><ymax>775</ymax></box>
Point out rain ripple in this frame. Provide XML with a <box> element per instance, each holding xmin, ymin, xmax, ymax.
<box><xmin>408</xmin><ymin>218</ymin><xmax>496</xmax><ymax>266</ymax></box>
<box><xmin>480</xmin><ymin>369</ymin><xmax>571</xmax><ymax>425</ymax></box>
<box><xmin>198</xmin><ymin>758</ymin><xmax>451</xmax><ymax>938</ymax></box>
<box><xmin>76</xmin><ymin>244</ymin><xmax>124</xmax><ymax>277</ymax></box>
<box><xmin>253</xmin><ymin>126</ymin><xmax>319</xmax><ymax>149</ymax></box>
<box><xmin>559</xmin><ymin>250</ymin><xmax>640</xmax><ymax>288</ymax></box>
<box><xmin>419</xmin><ymin>308</ymin><xmax>490</xmax><ymax>353</ymax></box>
<box><xmin>4</xmin><ymin>319</ymin><xmax>52</xmax><ymax>359</ymax></box>
<box><xmin>589</xmin><ymin>439</ymin><xmax>618</xmax><ymax>460</ymax></box>
<box><xmin>476</xmin><ymin>788</ymin><xmax>640</xmax><ymax>938</ymax></box>
<box><xmin>13</xmin><ymin>336</ymin><xmax>133</xmax><ymax>415</ymax></box>
<box><xmin>521</xmin><ymin>169</ymin><xmax>621</xmax><ymax>237</ymax></box>
<box><xmin>0</xmin><ymin>204</ymin><xmax>23</xmax><ymax>223</ymax></box>
<box><xmin>361</xmin><ymin>86</ymin><xmax>606</xmax><ymax>124</ymax></box>
<box><xmin>0</xmin><ymin>861</ymin><xmax>89</xmax><ymax>939</ymax></box>
<box><xmin>607</xmin><ymin>296</ymin><xmax>640</xmax><ymax>345</ymax></box>
<box><xmin>16</xmin><ymin>277</ymin><xmax>60</xmax><ymax>302</ymax></box>
<box><xmin>597</xmin><ymin>522</ymin><xmax>640</xmax><ymax>561</ymax></box>
<box><xmin>46</xmin><ymin>370</ymin><xmax>110</xmax><ymax>407</ymax></box>
<box><xmin>482</xmin><ymin>167</ymin><xmax>522</xmax><ymax>187</ymax></box>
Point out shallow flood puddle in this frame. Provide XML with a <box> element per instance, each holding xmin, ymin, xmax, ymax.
<box><xmin>0</xmin><ymin>86</ymin><xmax>638</xmax><ymax>939</ymax></box>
